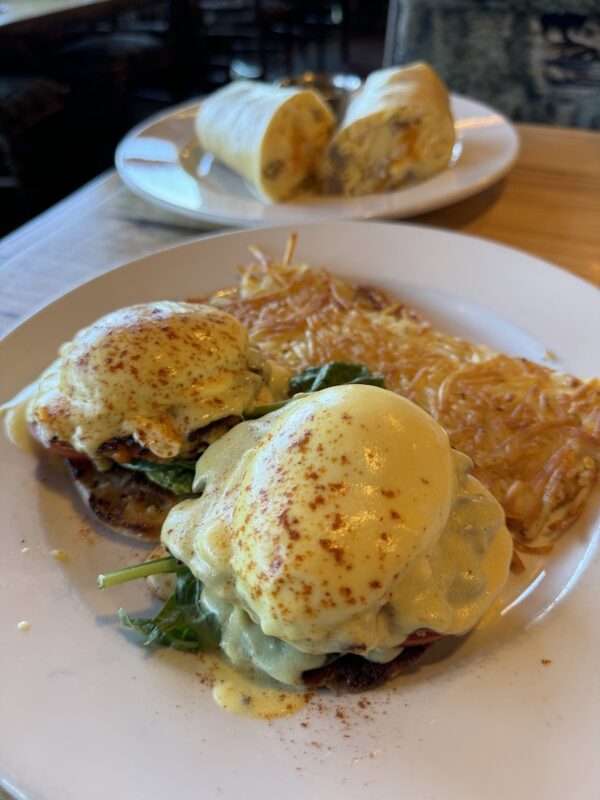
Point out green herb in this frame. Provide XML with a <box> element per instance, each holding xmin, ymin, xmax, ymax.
<box><xmin>119</xmin><ymin>569</ymin><xmax>220</xmax><ymax>653</ymax></box>
<box><xmin>289</xmin><ymin>362</ymin><xmax>385</xmax><ymax>394</ymax></box>
<box><xmin>121</xmin><ymin>459</ymin><xmax>196</xmax><ymax>495</ymax></box>
<box><xmin>245</xmin><ymin>361</ymin><xmax>385</xmax><ymax>419</ymax></box>
<box><xmin>97</xmin><ymin>556</ymin><xmax>180</xmax><ymax>590</ymax></box>
<box><xmin>242</xmin><ymin>399</ymin><xmax>291</xmax><ymax>419</ymax></box>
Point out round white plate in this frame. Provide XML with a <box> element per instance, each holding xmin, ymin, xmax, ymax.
<box><xmin>1</xmin><ymin>222</ymin><xmax>599</xmax><ymax>800</ymax></box>
<box><xmin>115</xmin><ymin>95</ymin><xmax>519</xmax><ymax>227</ymax></box>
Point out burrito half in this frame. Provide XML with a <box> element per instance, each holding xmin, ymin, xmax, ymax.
<box><xmin>194</xmin><ymin>80</ymin><xmax>336</xmax><ymax>202</ymax></box>
<box><xmin>321</xmin><ymin>62</ymin><xmax>455</xmax><ymax>196</ymax></box>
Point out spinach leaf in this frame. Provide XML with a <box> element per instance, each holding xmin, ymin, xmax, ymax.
<box><xmin>119</xmin><ymin>569</ymin><xmax>220</xmax><ymax>653</ymax></box>
<box><xmin>242</xmin><ymin>399</ymin><xmax>291</xmax><ymax>419</ymax></box>
<box><xmin>98</xmin><ymin>556</ymin><xmax>180</xmax><ymax>589</ymax></box>
<box><xmin>121</xmin><ymin>459</ymin><xmax>196</xmax><ymax>495</ymax></box>
<box><xmin>245</xmin><ymin>362</ymin><xmax>385</xmax><ymax>419</ymax></box>
<box><xmin>289</xmin><ymin>361</ymin><xmax>385</xmax><ymax>394</ymax></box>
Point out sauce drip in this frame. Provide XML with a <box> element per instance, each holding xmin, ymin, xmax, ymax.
<box><xmin>198</xmin><ymin>653</ymin><xmax>311</xmax><ymax>719</ymax></box>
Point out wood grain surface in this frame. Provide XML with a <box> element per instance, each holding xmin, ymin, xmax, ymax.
<box><xmin>0</xmin><ymin>123</ymin><xmax>598</xmax><ymax>338</ymax></box>
<box><xmin>0</xmin><ymin>0</ymin><xmax>152</xmax><ymax>31</ymax></box>
<box><xmin>415</xmin><ymin>124</ymin><xmax>600</xmax><ymax>286</ymax></box>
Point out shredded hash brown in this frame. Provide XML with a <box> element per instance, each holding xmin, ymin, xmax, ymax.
<box><xmin>202</xmin><ymin>238</ymin><xmax>600</xmax><ymax>546</ymax></box>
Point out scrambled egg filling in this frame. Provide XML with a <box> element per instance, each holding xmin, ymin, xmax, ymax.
<box><xmin>163</xmin><ymin>385</ymin><xmax>512</xmax><ymax>686</ymax></box>
<box><xmin>322</xmin><ymin>62</ymin><xmax>456</xmax><ymax>196</ymax></box>
<box><xmin>195</xmin><ymin>81</ymin><xmax>335</xmax><ymax>202</ymax></box>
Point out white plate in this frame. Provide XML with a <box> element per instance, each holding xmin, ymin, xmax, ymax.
<box><xmin>115</xmin><ymin>95</ymin><xmax>519</xmax><ymax>227</ymax></box>
<box><xmin>1</xmin><ymin>222</ymin><xmax>599</xmax><ymax>800</ymax></box>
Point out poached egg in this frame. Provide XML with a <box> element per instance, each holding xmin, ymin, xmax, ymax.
<box><xmin>23</xmin><ymin>301</ymin><xmax>270</xmax><ymax>463</ymax></box>
<box><xmin>163</xmin><ymin>384</ymin><xmax>513</xmax><ymax>685</ymax></box>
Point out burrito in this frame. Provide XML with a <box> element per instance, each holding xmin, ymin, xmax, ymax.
<box><xmin>321</xmin><ymin>62</ymin><xmax>455</xmax><ymax>196</ymax></box>
<box><xmin>194</xmin><ymin>80</ymin><xmax>336</xmax><ymax>202</ymax></box>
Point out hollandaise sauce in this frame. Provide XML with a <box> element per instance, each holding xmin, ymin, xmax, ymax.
<box><xmin>1</xmin><ymin>385</ymin><xmax>38</xmax><ymax>453</ymax></box>
<box><xmin>198</xmin><ymin>653</ymin><xmax>311</xmax><ymax>719</ymax></box>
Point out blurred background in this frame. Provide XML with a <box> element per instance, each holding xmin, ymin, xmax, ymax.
<box><xmin>1</xmin><ymin>0</ymin><xmax>598</xmax><ymax>238</ymax></box>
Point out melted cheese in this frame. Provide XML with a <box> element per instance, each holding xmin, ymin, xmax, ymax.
<box><xmin>163</xmin><ymin>385</ymin><xmax>512</xmax><ymax>685</ymax></box>
<box><xmin>23</xmin><ymin>302</ymin><xmax>269</xmax><ymax>462</ymax></box>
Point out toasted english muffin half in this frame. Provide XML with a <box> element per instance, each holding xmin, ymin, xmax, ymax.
<box><xmin>68</xmin><ymin>460</ymin><xmax>183</xmax><ymax>540</ymax></box>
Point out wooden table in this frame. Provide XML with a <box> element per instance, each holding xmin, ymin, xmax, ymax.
<box><xmin>0</xmin><ymin>0</ymin><xmax>154</xmax><ymax>31</ymax></box>
<box><xmin>0</xmin><ymin>122</ymin><xmax>598</xmax><ymax>339</ymax></box>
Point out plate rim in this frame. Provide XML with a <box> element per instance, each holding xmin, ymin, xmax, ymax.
<box><xmin>3</xmin><ymin>219</ymin><xmax>596</xmax><ymax>354</ymax></box>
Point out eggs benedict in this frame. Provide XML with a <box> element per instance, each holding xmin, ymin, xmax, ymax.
<box><xmin>160</xmin><ymin>384</ymin><xmax>513</xmax><ymax>690</ymax></box>
<box><xmin>3</xmin><ymin>301</ymin><xmax>273</xmax><ymax>537</ymax></box>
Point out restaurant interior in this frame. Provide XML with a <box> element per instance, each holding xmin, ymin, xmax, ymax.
<box><xmin>0</xmin><ymin>0</ymin><xmax>388</xmax><ymax>234</ymax></box>
<box><xmin>1</xmin><ymin>5</ymin><xmax>600</xmax><ymax>800</ymax></box>
<box><xmin>1</xmin><ymin>0</ymin><xmax>598</xmax><ymax>237</ymax></box>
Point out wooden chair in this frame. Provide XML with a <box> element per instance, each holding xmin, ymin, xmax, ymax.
<box><xmin>0</xmin><ymin>37</ymin><xmax>69</xmax><ymax>221</ymax></box>
<box><xmin>192</xmin><ymin>0</ymin><xmax>352</xmax><ymax>86</ymax></box>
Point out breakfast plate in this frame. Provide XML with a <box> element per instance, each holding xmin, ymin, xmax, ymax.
<box><xmin>115</xmin><ymin>95</ymin><xmax>519</xmax><ymax>227</ymax></box>
<box><xmin>1</xmin><ymin>222</ymin><xmax>599</xmax><ymax>800</ymax></box>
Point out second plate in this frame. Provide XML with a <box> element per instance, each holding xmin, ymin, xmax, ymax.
<box><xmin>115</xmin><ymin>94</ymin><xmax>519</xmax><ymax>227</ymax></box>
